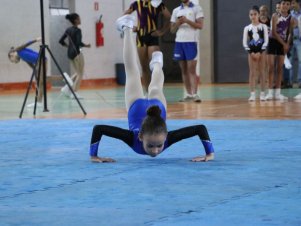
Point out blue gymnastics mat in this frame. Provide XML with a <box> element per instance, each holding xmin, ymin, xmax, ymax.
<box><xmin>0</xmin><ymin>119</ymin><xmax>300</xmax><ymax>226</ymax></box>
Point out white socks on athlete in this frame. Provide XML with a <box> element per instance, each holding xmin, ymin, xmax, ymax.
<box><xmin>149</xmin><ymin>51</ymin><xmax>163</xmax><ymax>71</ymax></box>
<box><xmin>265</xmin><ymin>89</ymin><xmax>288</xmax><ymax>101</ymax></box>
<box><xmin>248</xmin><ymin>91</ymin><xmax>266</xmax><ymax>101</ymax></box>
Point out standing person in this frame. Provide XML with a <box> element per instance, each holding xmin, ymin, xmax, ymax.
<box><xmin>260</xmin><ymin>5</ymin><xmax>271</xmax><ymax>29</ymax></box>
<box><xmin>8</xmin><ymin>38</ymin><xmax>45</xmax><ymax>108</ymax></box>
<box><xmin>266</xmin><ymin>0</ymin><xmax>293</xmax><ymax>100</ymax></box>
<box><xmin>59</xmin><ymin>13</ymin><xmax>91</xmax><ymax>99</ymax></box>
<box><xmin>243</xmin><ymin>6</ymin><xmax>269</xmax><ymax>101</ymax></box>
<box><xmin>286</xmin><ymin>0</ymin><xmax>301</xmax><ymax>88</ymax></box>
<box><xmin>259</xmin><ymin>5</ymin><xmax>271</xmax><ymax>93</ymax></box>
<box><xmin>170</xmin><ymin>0</ymin><xmax>204</xmax><ymax>103</ymax></box>
<box><xmin>89</xmin><ymin>15</ymin><xmax>214</xmax><ymax>163</ymax></box>
<box><xmin>124</xmin><ymin>0</ymin><xmax>171</xmax><ymax>92</ymax></box>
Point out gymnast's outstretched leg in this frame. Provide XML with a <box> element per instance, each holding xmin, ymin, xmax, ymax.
<box><xmin>123</xmin><ymin>25</ymin><xmax>144</xmax><ymax>111</ymax></box>
<box><xmin>148</xmin><ymin>51</ymin><xmax>167</xmax><ymax>109</ymax></box>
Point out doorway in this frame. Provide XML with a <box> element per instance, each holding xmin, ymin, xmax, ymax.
<box><xmin>49</xmin><ymin>0</ymin><xmax>71</xmax><ymax>85</ymax></box>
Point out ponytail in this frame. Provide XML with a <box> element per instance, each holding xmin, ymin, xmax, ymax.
<box><xmin>65</xmin><ymin>13</ymin><xmax>79</xmax><ymax>25</ymax></box>
<box><xmin>140</xmin><ymin>105</ymin><xmax>167</xmax><ymax>136</ymax></box>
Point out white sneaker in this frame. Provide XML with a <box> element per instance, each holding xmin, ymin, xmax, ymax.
<box><xmin>151</xmin><ymin>0</ymin><xmax>162</xmax><ymax>8</ymax></box>
<box><xmin>275</xmin><ymin>94</ymin><xmax>288</xmax><ymax>100</ymax></box>
<box><xmin>61</xmin><ymin>85</ymin><xmax>71</xmax><ymax>97</ymax></box>
<box><xmin>265</xmin><ymin>93</ymin><xmax>274</xmax><ymax>100</ymax></box>
<box><xmin>248</xmin><ymin>94</ymin><xmax>256</xmax><ymax>101</ymax></box>
<box><xmin>179</xmin><ymin>96</ymin><xmax>194</xmax><ymax>102</ymax></box>
<box><xmin>149</xmin><ymin>51</ymin><xmax>163</xmax><ymax>71</ymax></box>
<box><xmin>70</xmin><ymin>92</ymin><xmax>83</xmax><ymax>99</ymax></box>
<box><xmin>260</xmin><ymin>93</ymin><xmax>266</xmax><ymax>101</ymax></box>
<box><xmin>115</xmin><ymin>14</ymin><xmax>135</xmax><ymax>32</ymax></box>
<box><xmin>284</xmin><ymin>55</ymin><xmax>292</xmax><ymax>70</ymax></box>
<box><xmin>294</xmin><ymin>93</ymin><xmax>301</xmax><ymax>99</ymax></box>
<box><xmin>27</xmin><ymin>102</ymin><xmax>42</xmax><ymax>108</ymax></box>
<box><xmin>193</xmin><ymin>94</ymin><xmax>202</xmax><ymax>103</ymax></box>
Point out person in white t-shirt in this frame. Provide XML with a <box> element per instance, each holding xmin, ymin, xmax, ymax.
<box><xmin>170</xmin><ymin>0</ymin><xmax>204</xmax><ymax>102</ymax></box>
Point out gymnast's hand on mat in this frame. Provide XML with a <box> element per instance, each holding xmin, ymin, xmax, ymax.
<box><xmin>90</xmin><ymin>156</ymin><xmax>116</xmax><ymax>163</ymax></box>
<box><xmin>191</xmin><ymin>153</ymin><xmax>214</xmax><ymax>162</ymax></box>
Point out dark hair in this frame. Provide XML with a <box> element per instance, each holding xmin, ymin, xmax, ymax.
<box><xmin>65</xmin><ymin>13</ymin><xmax>80</xmax><ymax>25</ymax></box>
<box><xmin>280</xmin><ymin>0</ymin><xmax>292</xmax><ymax>2</ymax></box>
<box><xmin>251</xmin><ymin>5</ymin><xmax>260</xmax><ymax>13</ymax></box>
<box><xmin>140</xmin><ymin>105</ymin><xmax>167</xmax><ymax>136</ymax></box>
<box><xmin>8</xmin><ymin>47</ymin><xmax>14</xmax><ymax>58</ymax></box>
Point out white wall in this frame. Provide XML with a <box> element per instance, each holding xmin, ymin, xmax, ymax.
<box><xmin>0</xmin><ymin>0</ymin><xmax>49</xmax><ymax>83</ymax></box>
<box><xmin>72</xmin><ymin>0</ymin><xmax>124</xmax><ymax>79</ymax></box>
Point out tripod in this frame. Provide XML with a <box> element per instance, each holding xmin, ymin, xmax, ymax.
<box><xmin>19</xmin><ymin>0</ymin><xmax>87</xmax><ymax>118</ymax></box>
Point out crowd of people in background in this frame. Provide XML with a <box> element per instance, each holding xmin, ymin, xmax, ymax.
<box><xmin>243</xmin><ymin>0</ymin><xmax>301</xmax><ymax>101</ymax></box>
<box><xmin>9</xmin><ymin>0</ymin><xmax>301</xmax><ymax>106</ymax></box>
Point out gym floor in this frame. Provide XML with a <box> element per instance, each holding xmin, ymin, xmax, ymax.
<box><xmin>1</xmin><ymin>84</ymin><xmax>301</xmax><ymax>226</ymax></box>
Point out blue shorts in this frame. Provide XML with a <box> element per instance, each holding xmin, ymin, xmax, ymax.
<box><xmin>173</xmin><ymin>42</ymin><xmax>197</xmax><ymax>61</ymax></box>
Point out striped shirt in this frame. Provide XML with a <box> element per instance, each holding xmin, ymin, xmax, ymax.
<box><xmin>130</xmin><ymin>0</ymin><xmax>165</xmax><ymax>35</ymax></box>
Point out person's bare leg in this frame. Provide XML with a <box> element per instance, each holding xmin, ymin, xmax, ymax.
<box><xmin>266</xmin><ymin>54</ymin><xmax>275</xmax><ymax>100</ymax></box>
<box><xmin>186</xmin><ymin>60</ymin><xmax>198</xmax><ymax>96</ymax></box>
<box><xmin>179</xmin><ymin>61</ymin><xmax>192</xmax><ymax>95</ymax></box>
<box><xmin>37</xmin><ymin>61</ymin><xmax>44</xmax><ymax>103</ymax></box>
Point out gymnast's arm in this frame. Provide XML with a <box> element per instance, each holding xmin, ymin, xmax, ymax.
<box><xmin>166</xmin><ymin>125</ymin><xmax>215</xmax><ymax>162</ymax></box>
<box><xmin>13</xmin><ymin>38</ymin><xmax>41</xmax><ymax>52</ymax></box>
<box><xmin>89</xmin><ymin>125</ymin><xmax>134</xmax><ymax>163</ymax></box>
<box><xmin>59</xmin><ymin>32</ymin><xmax>68</xmax><ymax>47</ymax></box>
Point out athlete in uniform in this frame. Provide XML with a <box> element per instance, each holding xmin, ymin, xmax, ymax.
<box><xmin>8</xmin><ymin>38</ymin><xmax>46</xmax><ymax>107</ymax></box>
<box><xmin>243</xmin><ymin>6</ymin><xmax>269</xmax><ymax>101</ymax></box>
<box><xmin>89</xmin><ymin>15</ymin><xmax>214</xmax><ymax>163</ymax></box>
<box><xmin>267</xmin><ymin>0</ymin><xmax>294</xmax><ymax>100</ymax></box>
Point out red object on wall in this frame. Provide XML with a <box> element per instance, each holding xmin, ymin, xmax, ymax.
<box><xmin>96</xmin><ymin>21</ymin><xmax>104</xmax><ymax>47</ymax></box>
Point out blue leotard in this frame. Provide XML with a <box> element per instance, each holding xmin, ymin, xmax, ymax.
<box><xmin>128</xmin><ymin>98</ymin><xmax>168</xmax><ymax>155</ymax></box>
<box><xmin>17</xmin><ymin>48</ymin><xmax>39</xmax><ymax>64</ymax></box>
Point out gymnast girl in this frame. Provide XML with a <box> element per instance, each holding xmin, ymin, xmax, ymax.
<box><xmin>89</xmin><ymin>15</ymin><xmax>214</xmax><ymax>163</ymax></box>
<box><xmin>8</xmin><ymin>38</ymin><xmax>45</xmax><ymax>107</ymax></box>
<box><xmin>243</xmin><ymin>5</ymin><xmax>269</xmax><ymax>101</ymax></box>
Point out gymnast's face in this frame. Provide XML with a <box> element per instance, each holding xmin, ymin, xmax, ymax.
<box><xmin>139</xmin><ymin>133</ymin><xmax>167</xmax><ymax>157</ymax></box>
<box><xmin>249</xmin><ymin>10</ymin><xmax>259</xmax><ymax>23</ymax></box>
<box><xmin>280</xmin><ymin>1</ymin><xmax>291</xmax><ymax>14</ymax></box>
<box><xmin>8</xmin><ymin>51</ymin><xmax>20</xmax><ymax>63</ymax></box>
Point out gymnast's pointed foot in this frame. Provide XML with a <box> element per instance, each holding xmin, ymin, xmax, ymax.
<box><xmin>191</xmin><ymin>153</ymin><xmax>214</xmax><ymax>162</ymax></box>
